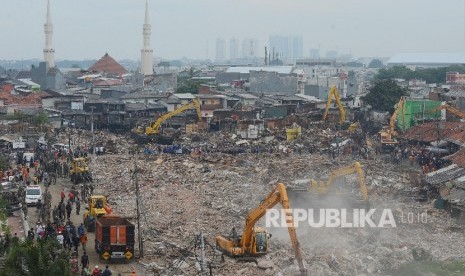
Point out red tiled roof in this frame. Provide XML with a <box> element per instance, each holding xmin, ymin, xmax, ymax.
<box><xmin>0</xmin><ymin>91</ymin><xmax>51</xmax><ymax>105</ymax></box>
<box><xmin>450</xmin><ymin>148</ymin><xmax>465</xmax><ymax>168</ymax></box>
<box><xmin>93</xmin><ymin>79</ymin><xmax>122</xmax><ymax>87</ymax></box>
<box><xmin>402</xmin><ymin>122</ymin><xmax>465</xmax><ymax>142</ymax></box>
<box><xmin>88</xmin><ymin>53</ymin><xmax>127</xmax><ymax>76</ymax></box>
<box><xmin>446</xmin><ymin>129</ymin><xmax>465</xmax><ymax>146</ymax></box>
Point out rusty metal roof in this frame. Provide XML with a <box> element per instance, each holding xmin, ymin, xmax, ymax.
<box><xmin>402</xmin><ymin>122</ymin><xmax>465</xmax><ymax>143</ymax></box>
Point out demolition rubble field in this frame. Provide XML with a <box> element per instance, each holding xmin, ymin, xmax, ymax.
<box><xmin>59</xmin><ymin>130</ymin><xmax>465</xmax><ymax>275</ymax></box>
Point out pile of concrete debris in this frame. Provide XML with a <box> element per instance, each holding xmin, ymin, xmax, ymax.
<box><xmin>59</xmin><ymin>129</ymin><xmax>465</xmax><ymax>275</ymax></box>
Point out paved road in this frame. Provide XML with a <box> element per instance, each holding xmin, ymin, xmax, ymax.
<box><xmin>26</xmin><ymin>177</ymin><xmax>147</xmax><ymax>276</ymax></box>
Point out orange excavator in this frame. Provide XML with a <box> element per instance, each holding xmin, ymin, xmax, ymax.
<box><xmin>429</xmin><ymin>103</ymin><xmax>465</xmax><ymax>120</ymax></box>
<box><xmin>216</xmin><ymin>183</ymin><xmax>307</xmax><ymax>275</ymax></box>
<box><xmin>379</xmin><ymin>96</ymin><xmax>406</xmax><ymax>150</ymax></box>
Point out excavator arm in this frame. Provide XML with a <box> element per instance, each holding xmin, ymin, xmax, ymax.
<box><xmin>311</xmin><ymin>162</ymin><xmax>368</xmax><ymax>202</ymax></box>
<box><xmin>216</xmin><ymin>183</ymin><xmax>306</xmax><ymax>275</ymax></box>
<box><xmin>323</xmin><ymin>86</ymin><xmax>346</xmax><ymax>124</ymax></box>
<box><xmin>146</xmin><ymin>99</ymin><xmax>202</xmax><ymax>134</ymax></box>
<box><xmin>389</xmin><ymin>96</ymin><xmax>406</xmax><ymax>137</ymax></box>
<box><xmin>429</xmin><ymin>104</ymin><xmax>465</xmax><ymax>119</ymax></box>
<box><xmin>242</xmin><ymin>183</ymin><xmax>306</xmax><ymax>274</ymax></box>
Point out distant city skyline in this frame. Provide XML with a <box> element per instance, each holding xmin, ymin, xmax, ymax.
<box><xmin>1</xmin><ymin>0</ymin><xmax>464</xmax><ymax>61</ymax></box>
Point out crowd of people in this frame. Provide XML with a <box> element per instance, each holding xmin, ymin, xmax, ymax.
<box><xmin>389</xmin><ymin>143</ymin><xmax>448</xmax><ymax>173</ymax></box>
<box><xmin>0</xmin><ymin>141</ymin><xmax>119</xmax><ymax>275</ymax></box>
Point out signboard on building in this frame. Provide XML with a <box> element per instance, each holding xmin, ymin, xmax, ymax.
<box><xmin>71</xmin><ymin>102</ymin><xmax>83</xmax><ymax>110</ymax></box>
<box><xmin>12</xmin><ymin>141</ymin><xmax>26</xmax><ymax>149</ymax></box>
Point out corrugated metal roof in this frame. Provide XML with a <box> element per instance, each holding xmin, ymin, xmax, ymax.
<box><xmin>226</xmin><ymin>66</ymin><xmax>294</xmax><ymax>74</ymax></box>
<box><xmin>172</xmin><ymin>93</ymin><xmax>196</xmax><ymax>99</ymax></box>
<box><xmin>17</xmin><ymin>78</ymin><xmax>40</xmax><ymax>87</ymax></box>
<box><xmin>388</xmin><ymin>53</ymin><xmax>465</xmax><ymax>65</ymax></box>
<box><xmin>424</xmin><ymin>164</ymin><xmax>465</xmax><ymax>185</ymax></box>
<box><xmin>235</xmin><ymin>93</ymin><xmax>258</xmax><ymax>99</ymax></box>
<box><xmin>294</xmin><ymin>94</ymin><xmax>324</xmax><ymax>102</ymax></box>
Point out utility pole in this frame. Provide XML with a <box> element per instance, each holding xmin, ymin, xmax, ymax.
<box><xmin>134</xmin><ymin>149</ymin><xmax>144</xmax><ymax>258</ymax></box>
<box><xmin>200</xmin><ymin>232</ymin><xmax>205</xmax><ymax>272</ymax></box>
<box><xmin>90</xmin><ymin>106</ymin><xmax>96</xmax><ymax>154</ymax></box>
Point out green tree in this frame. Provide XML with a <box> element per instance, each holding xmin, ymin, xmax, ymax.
<box><xmin>362</xmin><ymin>79</ymin><xmax>408</xmax><ymax>113</ymax></box>
<box><xmin>376</xmin><ymin>65</ymin><xmax>465</xmax><ymax>84</ymax></box>
<box><xmin>0</xmin><ymin>193</ymin><xmax>8</xmax><ymax>234</ymax></box>
<box><xmin>175</xmin><ymin>79</ymin><xmax>202</xmax><ymax>94</ymax></box>
<box><xmin>368</xmin><ymin>58</ymin><xmax>384</xmax><ymax>68</ymax></box>
<box><xmin>33</xmin><ymin>112</ymin><xmax>49</xmax><ymax>132</ymax></box>
<box><xmin>0</xmin><ymin>239</ymin><xmax>71</xmax><ymax>276</ymax></box>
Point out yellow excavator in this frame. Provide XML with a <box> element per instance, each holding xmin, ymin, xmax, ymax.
<box><xmin>216</xmin><ymin>183</ymin><xmax>307</xmax><ymax>275</ymax></box>
<box><xmin>310</xmin><ymin>161</ymin><xmax>369</xmax><ymax>203</ymax></box>
<box><xmin>323</xmin><ymin>85</ymin><xmax>358</xmax><ymax>132</ymax></box>
<box><xmin>287</xmin><ymin>162</ymin><xmax>370</xmax><ymax>208</ymax></box>
<box><xmin>379</xmin><ymin>96</ymin><xmax>406</xmax><ymax>150</ymax></box>
<box><xmin>429</xmin><ymin>103</ymin><xmax>465</xmax><ymax>120</ymax></box>
<box><xmin>132</xmin><ymin>99</ymin><xmax>202</xmax><ymax>144</ymax></box>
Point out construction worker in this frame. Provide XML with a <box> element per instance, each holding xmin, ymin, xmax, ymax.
<box><xmin>130</xmin><ymin>268</ymin><xmax>136</xmax><ymax>276</ymax></box>
<box><xmin>230</xmin><ymin>227</ymin><xmax>238</xmax><ymax>245</ymax></box>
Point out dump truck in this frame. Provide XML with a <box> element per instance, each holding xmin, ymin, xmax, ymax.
<box><xmin>95</xmin><ymin>215</ymin><xmax>135</xmax><ymax>262</ymax></box>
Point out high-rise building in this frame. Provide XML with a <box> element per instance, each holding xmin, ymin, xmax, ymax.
<box><xmin>269</xmin><ymin>35</ymin><xmax>303</xmax><ymax>59</ymax></box>
<box><xmin>215</xmin><ymin>38</ymin><xmax>226</xmax><ymax>62</ymax></box>
<box><xmin>242</xmin><ymin>38</ymin><xmax>259</xmax><ymax>59</ymax></box>
<box><xmin>310</xmin><ymin>49</ymin><xmax>320</xmax><ymax>59</ymax></box>
<box><xmin>326</xmin><ymin>50</ymin><xmax>338</xmax><ymax>59</ymax></box>
<box><xmin>43</xmin><ymin>0</ymin><xmax>55</xmax><ymax>68</ymax></box>
<box><xmin>140</xmin><ymin>0</ymin><xmax>153</xmax><ymax>76</ymax></box>
<box><xmin>229</xmin><ymin>38</ymin><xmax>238</xmax><ymax>61</ymax></box>
<box><xmin>292</xmin><ymin>36</ymin><xmax>303</xmax><ymax>58</ymax></box>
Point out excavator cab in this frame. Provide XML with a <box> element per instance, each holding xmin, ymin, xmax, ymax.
<box><xmin>216</xmin><ymin>183</ymin><xmax>307</xmax><ymax>275</ymax></box>
<box><xmin>254</xmin><ymin>231</ymin><xmax>268</xmax><ymax>254</ymax></box>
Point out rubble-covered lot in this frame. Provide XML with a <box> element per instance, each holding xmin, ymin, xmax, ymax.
<box><xmin>57</xmin><ymin>129</ymin><xmax>465</xmax><ymax>275</ymax></box>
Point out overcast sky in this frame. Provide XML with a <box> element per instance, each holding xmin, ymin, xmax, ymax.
<box><xmin>1</xmin><ymin>0</ymin><xmax>464</xmax><ymax>61</ymax></box>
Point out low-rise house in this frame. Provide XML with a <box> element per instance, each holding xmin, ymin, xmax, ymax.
<box><xmin>172</xmin><ymin>93</ymin><xmax>196</xmax><ymax>105</ymax></box>
<box><xmin>196</xmin><ymin>94</ymin><xmax>225</xmax><ymax>117</ymax></box>
<box><xmin>232</xmin><ymin>93</ymin><xmax>258</xmax><ymax>106</ymax></box>
<box><xmin>121</xmin><ymin>92</ymin><xmax>167</xmax><ymax>105</ymax></box>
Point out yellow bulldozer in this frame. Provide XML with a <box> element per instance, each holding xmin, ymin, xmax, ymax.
<box><xmin>83</xmin><ymin>195</ymin><xmax>112</xmax><ymax>232</ymax></box>
<box><xmin>70</xmin><ymin>157</ymin><xmax>92</xmax><ymax>184</ymax></box>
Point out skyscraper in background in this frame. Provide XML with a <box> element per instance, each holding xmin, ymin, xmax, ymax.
<box><xmin>269</xmin><ymin>35</ymin><xmax>303</xmax><ymax>59</ymax></box>
<box><xmin>242</xmin><ymin>38</ymin><xmax>259</xmax><ymax>59</ymax></box>
<box><xmin>310</xmin><ymin>49</ymin><xmax>320</xmax><ymax>59</ymax></box>
<box><xmin>215</xmin><ymin>38</ymin><xmax>226</xmax><ymax>62</ymax></box>
<box><xmin>229</xmin><ymin>37</ymin><xmax>238</xmax><ymax>61</ymax></box>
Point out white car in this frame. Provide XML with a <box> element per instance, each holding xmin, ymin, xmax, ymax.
<box><xmin>25</xmin><ymin>185</ymin><xmax>42</xmax><ymax>206</ymax></box>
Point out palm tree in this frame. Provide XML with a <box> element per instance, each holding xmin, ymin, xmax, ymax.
<box><xmin>0</xmin><ymin>239</ymin><xmax>71</xmax><ymax>276</ymax></box>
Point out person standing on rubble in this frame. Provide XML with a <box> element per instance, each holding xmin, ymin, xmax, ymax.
<box><xmin>66</xmin><ymin>200</ymin><xmax>72</xmax><ymax>220</ymax></box>
<box><xmin>81</xmin><ymin>185</ymin><xmax>86</xmax><ymax>201</ymax></box>
<box><xmin>230</xmin><ymin>227</ymin><xmax>238</xmax><ymax>245</ymax></box>
<box><xmin>76</xmin><ymin>198</ymin><xmax>81</xmax><ymax>215</ymax></box>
